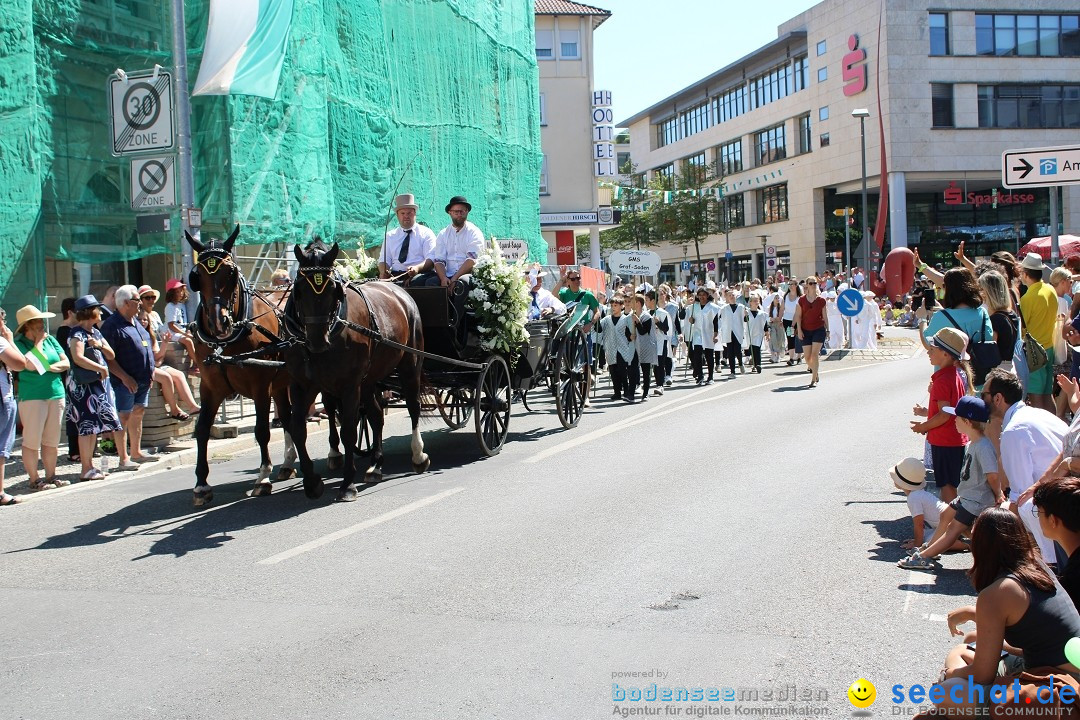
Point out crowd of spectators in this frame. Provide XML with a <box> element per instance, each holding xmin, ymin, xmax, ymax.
<box><xmin>0</xmin><ymin>281</ymin><xmax>201</xmax><ymax>502</ymax></box>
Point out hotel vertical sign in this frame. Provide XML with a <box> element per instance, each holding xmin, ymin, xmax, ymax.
<box><xmin>592</xmin><ymin>90</ymin><xmax>616</xmax><ymax>177</ymax></box>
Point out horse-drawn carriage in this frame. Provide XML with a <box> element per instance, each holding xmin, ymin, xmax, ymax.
<box><xmin>185</xmin><ymin>231</ymin><xmax>591</xmax><ymax>505</ymax></box>
<box><xmin>405</xmin><ymin>286</ymin><xmax>591</xmax><ymax>456</ymax></box>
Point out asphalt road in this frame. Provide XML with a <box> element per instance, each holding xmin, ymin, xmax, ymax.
<box><xmin>1</xmin><ymin>346</ymin><xmax>975</xmax><ymax>720</ymax></box>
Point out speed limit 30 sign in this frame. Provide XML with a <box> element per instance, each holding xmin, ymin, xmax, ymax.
<box><xmin>109</xmin><ymin>70</ymin><xmax>176</xmax><ymax>156</ymax></box>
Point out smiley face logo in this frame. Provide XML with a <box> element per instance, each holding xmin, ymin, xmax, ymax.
<box><xmin>847</xmin><ymin>678</ymin><xmax>876</xmax><ymax>709</ymax></box>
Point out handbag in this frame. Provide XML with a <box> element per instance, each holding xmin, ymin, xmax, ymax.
<box><xmin>1015</xmin><ymin>303</ymin><xmax>1049</xmax><ymax>373</ymax></box>
<box><xmin>941</xmin><ymin>309</ymin><xmax>1000</xmax><ymax>370</ymax></box>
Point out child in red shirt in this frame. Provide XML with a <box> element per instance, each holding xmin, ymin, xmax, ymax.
<box><xmin>910</xmin><ymin>328</ymin><xmax>972</xmax><ymax>504</ymax></box>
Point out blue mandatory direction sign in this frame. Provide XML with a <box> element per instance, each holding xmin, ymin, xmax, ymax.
<box><xmin>837</xmin><ymin>288</ymin><xmax>865</xmax><ymax>317</ymax></box>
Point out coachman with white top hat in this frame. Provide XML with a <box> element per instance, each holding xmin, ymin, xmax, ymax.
<box><xmin>378</xmin><ymin>193</ymin><xmax>438</xmax><ymax>286</ymax></box>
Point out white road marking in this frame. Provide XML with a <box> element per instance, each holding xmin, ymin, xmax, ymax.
<box><xmin>902</xmin><ymin>568</ymin><xmax>935</xmax><ymax>615</ymax></box>
<box><xmin>524</xmin><ymin>362</ymin><xmax>871</xmax><ymax>464</ymax></box>
<box><xmin>923</xmin><ymin>613</ymin><xmax>948</xmax><ymax>622</ymax></box>
<box><xmin>257</xmin><ymin>487</ymin><xmax>465</xmax><ymax>565</ymax></box>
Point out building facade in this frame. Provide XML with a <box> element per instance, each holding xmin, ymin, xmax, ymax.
<box><xmin>619</xmin><ymin>0</ymin><xmax>1080</xmax><ymax>283</ymax></box>
<box><xmin>535</xmin><ymin>0</ymin><xmax>612</xmax><ymax>267</ymax></box>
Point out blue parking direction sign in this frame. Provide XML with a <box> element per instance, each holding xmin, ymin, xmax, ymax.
<box><xmin>1003</xmin><ymin>144</ymin><xmax>1080</xmax><ymax>188</ymax></box>
<box><xmin>837</xmin><ymin>288</ymin><xmax>864</xmax><ymax>318</ymax></box>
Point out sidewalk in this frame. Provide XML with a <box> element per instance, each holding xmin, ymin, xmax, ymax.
<box><xmin>1</xmin><ymin>397</ymin><xmax>332</xmax><ymax>500</ymax></box>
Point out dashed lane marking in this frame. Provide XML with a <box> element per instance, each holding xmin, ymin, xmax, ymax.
<box><xmin>257</xmin><ymin>486</ymin><xmax>465</xmax><ymax>565</ymax></box>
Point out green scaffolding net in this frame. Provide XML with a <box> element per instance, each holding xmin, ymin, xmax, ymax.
<box><xmin>0</xmin><ymin>0</ymin><xmax>543</xmax><ymax>304</ymax></box>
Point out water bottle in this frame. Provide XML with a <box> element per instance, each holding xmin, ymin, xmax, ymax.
<box><xmin>100</xmin><ymin>452</ymin><xmax>111</xmax><ymax>474</ymax></box>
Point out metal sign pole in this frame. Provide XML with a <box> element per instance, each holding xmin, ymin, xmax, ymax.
<box><xmin>171</xmin><ymin>0</ymin><xmax>197</xmax><ymax>317</ymax></box>
<box><xmin>1050</xmin><ymin>185</ymin><xmax>1060</xmax><ymax>265</ymax></box>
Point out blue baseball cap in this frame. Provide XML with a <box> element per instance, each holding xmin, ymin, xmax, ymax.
<box><xmin>943</xmin><ymin>396</ymin><xmax>990</xmax><ymax>423</ymax></box>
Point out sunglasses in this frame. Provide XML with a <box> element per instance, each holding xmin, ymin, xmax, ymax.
<box><xmin>567</xmin><ymin>276</ymin><xmax>581</xmax><ymax>281</ymax></box>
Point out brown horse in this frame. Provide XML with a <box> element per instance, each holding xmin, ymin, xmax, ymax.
<box><xmin>185</xmin><ymin>227</ymin><xmax>298</xmax><ymax>506</ymax></box>
<box><xmin>286</xmin><ymin>240</ymin><xmax>429</xmax><ymax>502</ymax></box>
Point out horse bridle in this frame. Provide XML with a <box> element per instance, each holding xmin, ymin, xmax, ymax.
<box><xmin>192</xmin><ymin>248</ymin><xmax>252</xmax><ymax>345</ymax></box>
<box><xmin>291</xmin><ymin>264</ymin><xmax>346</xmax><ymax>338</ymax></box>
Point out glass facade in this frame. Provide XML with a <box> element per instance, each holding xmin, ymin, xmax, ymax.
<box><xmin>976</xmin><ymin>14</ymin><xmax>1080</xmax><ymax>57</ymax></box>
<box><xmin>716</xmin><ymin>139</ymin><xmax>742</xmax><ymax>177</ymax></box>
<box><xmin>930</xmin><ymin>13</ymin><xmax>949</xmax><ymax>55</ymax></box>
<box><xmin>757</xmin><ymin>183</ymin><xmax>788</xmax><ymax>224</ymax></box>
<box><xmin>978</xmin><ymin>84</ymin><xmax>1080</xmax><ymax>128</ymax></box>
<box><xmin>755</xmin><ymin>124</ymin><xmax>786</xmax><ymax>166</ymax></box>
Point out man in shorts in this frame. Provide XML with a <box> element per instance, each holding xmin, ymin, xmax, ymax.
<box><xmin>101</xmin><ymin>285</ymin><xmax>158</xmax><ymax>470</ymax></box>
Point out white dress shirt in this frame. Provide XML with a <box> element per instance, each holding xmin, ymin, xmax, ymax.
<box><xmin>528</xmin><ymin>286</ymin><xmax>565</xmax><ymax>319</ymax></box>
<box><xmin>999</xmin><ymin>401</ymin><xmax>1068</xmax><ymax>563</ymax></box>
<box><xmin>431</xmin><ymin>221</ymin><xmax>486</xmax><ymax>277</ymax></box>
<box><xmin>381</xmin><ymin>224</ymin><xmax>437</xmax><ymax>272</ymax></box>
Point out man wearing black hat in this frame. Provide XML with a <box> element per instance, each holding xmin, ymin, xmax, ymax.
<box><xmin>422</xmin><ymin>196</ymin><xmax>485</xmax><ymax>291</ymax></box>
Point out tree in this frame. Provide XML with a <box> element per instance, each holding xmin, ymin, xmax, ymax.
<box><xmin>598</xmin><ymin>162</ymin><xmax>658</xmax><ymax>253</ymax></box>
<box><xmin>667</xmin><ymin>161</ymin><xmax>720</xmax><ymax>282</ymax></box>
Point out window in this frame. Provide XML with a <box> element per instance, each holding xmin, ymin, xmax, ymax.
<box><xmin>976</xmin><ymin>14</ymin><xmax>1080</xmax><ymax>57</ymax></box>
<box><xmin>757</xmin><ymin>184</ymin><xmax>789</xmax><ymax>224</ymax></box>
<box><xmin>819</xmin><ymin>106</ymin><xmax>829</xmax><ymax>121</ymax></box>
<box><xmin>754</xmin><ymin>124</ymin><xmax>786</xmax><ymax>166</ymax></box>
<box><xmin>929</xmin><ymin>13</ymin><xmax>949</xmax><ymax>55</ymax></box>
<box><xmin>749</xmin><ymin>62</ymin><xmax>794</xmax><ymax>110</ymax></box>
<box><xmin>718</xmin><ymin>194</ymin><xmax>745</xmax><ymax>232</ymax></box>
<box><xmin>817</xmin><ymin>40</ymin><xmax>827</xmax><ymax>56</ymax></box>
<box><xmin>616</xmin><ymin>152</ymin><xmax>631</xmax><ymax>173</ymax></box>
<box><xmin>654</xmin><ymin>164</ymin><xmax>674</xmax><ymax>188</ymax></box>
<box><xmin>684</xmin><ymin>152</ymin><xmax>707</xmax><ymax>184</ymax></box>
<box><xmin>559</xmin><ymin>29</ymin><xmax>580</xmax><ymax>59</ymax></box>
<box><xmin>931</xmin><ymin>84</ymin><xmax>954</xmax><ymax>127</ymax></box>
<box><xmin>539</xmin><ymin>93</ymin><xmax>546</xmax><ymax>126</ymax></box>
<box><xmin>535</xmin><ymin>30</ymin><xmax>553</xmax><ymax>59</ymax></box>
<box><xmin>713</xmin><ymin>85</ymin><xmax>747</xmax><ymax>124</ymax></box>
<box><xmin>819</xmin><ymin>133</ymin><xmax>830</xmax><ymax>148</ymax></box>
<box><xmin>656</xmin><ymin>116</ymin><xmax>679</xmax><ymax>148</ymax></box>
<box><xmin>798</xmin><ymin>114</ymin><xmax>812</xmax><ymax>153</ymax></box>
<box><xmin>716</xmin><ymin>139</ymin><xmax>742</xmax><ymax>177</ymax></box>
<box><xmin>793</xmin><ymin>55</ymin><xmax>809</xmax><ymax>92</ymax></box>
<box><xmin>539</xmin><ymin>155</ymin><xmax>549</xmax><ymax>195</ymax></box>
<box><xmin>680</xmin><ymin>102</ymin><xmax>711</xmax><ymax>139</ymax></box>
<box><xmin>978</xmin><ymin>84</ymin><xmax>1080</xmax><ymax>128</ymax></box>
<box><xmin>817</xmin><ymin>67</ymin><xmax>828</xmax><ymax>83</ymax></box>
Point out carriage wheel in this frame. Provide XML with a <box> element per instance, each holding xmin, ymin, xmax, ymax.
<box><xmin>554</xmin><ymin>328</ymin><xmax>590</xmax><ymax>429</ymax></box>
<box><xmin>474</xmin><ymin>356</ymin><xmax>511</xmax><ymax>456</ymax></box>
<box><xmin>436</xmin><ymin>387</ymin><xmax>473</xmax><ymax>430</ymax></box>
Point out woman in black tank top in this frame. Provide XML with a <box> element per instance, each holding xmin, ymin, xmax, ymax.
<box><xmin>933</xmin><ymin>509</ymin><xmax>1080</xmax><ymax>713</ymax></box>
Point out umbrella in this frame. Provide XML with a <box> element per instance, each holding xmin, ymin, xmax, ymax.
<box><xmin>1018</xmin><ymin>235</ymin><xmax>1080</xmax><ymax>260</ymax></box>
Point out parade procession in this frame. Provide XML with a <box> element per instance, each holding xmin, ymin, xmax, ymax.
<box><xmin>5</xmin><ymin>0</ymin><xmax>1080</xmax><ymax>718</ymax></box>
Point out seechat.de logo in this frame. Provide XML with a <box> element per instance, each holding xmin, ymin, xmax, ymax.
<box><xmin>848</xmin><ymin>679</ymin><xmax>876</xmax><ymax>709</ymax></box>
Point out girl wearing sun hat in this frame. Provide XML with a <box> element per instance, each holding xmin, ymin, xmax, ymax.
<box><xmin>13</xmin><ymin>304</ymin><xmax>70</xmax><ymax>491</ymax></box>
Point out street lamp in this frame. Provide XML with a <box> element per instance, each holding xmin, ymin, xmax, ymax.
<box><xmin>851</xmin><ymin>108</ymin><xmax>870</xmax><ymax>285</ymax></box>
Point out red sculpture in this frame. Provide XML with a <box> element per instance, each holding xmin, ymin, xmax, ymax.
<box><xmin>869</xmin><ymin>247</ymin><xmax>915</xmax><ymax>302</ymax></box>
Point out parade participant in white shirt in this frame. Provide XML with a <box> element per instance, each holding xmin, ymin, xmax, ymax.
<box><xmin>599</xmin><ymin>297</ymin><xmax>623</xmax><ymax>399</ymax></box>
<box><xmin>424</xmin><ymin>196</ymin><xmax>485</xmax><ymax>292</ymax></box>
<box><xmin>719</xmin><ymin>288</ymin><xmax>748</xmax><ymax>377</ymax></box>
<box><xmin>746</xmin><ymin>295</ymin><xmax>769</xmax><ymax>373</ymax></box>
<box><xmin>681</xmin><ymin>284</ymin><xmax>718</xmax><ymax>385</ymax></box>
<box><xmin>378</xmin><ymin>193</ymin><xmax>437</xmax><ymax>285</ymax></box>
<box><xmin>616</xmin><ymin>298</ymin><xmax>640</xmax><ymax>403</ymax></box>
<box><xmin>656</xmin><ymin>284</ymin><xmax>673</xmax><ymax>386</ymax></box>
<box><xmin>646</xmin><ymin>290</ymin><xmax>670</xmax><ymax>396</ymax></box>
<box><xmin>631</xmin><ymin>294</ymin><xmax>656</xmax><ymax>402</ymax></box>
<box><xmin>524</xmin><ymin>265</ymin><xmax>565</xmax><ymax>319</ymax></box>
<box><xmin>825</xmin><ymin>290</ymin><xmax>846</xmax><ymax>350</ymax></box>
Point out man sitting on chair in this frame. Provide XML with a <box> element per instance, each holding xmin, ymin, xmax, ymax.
<box><xmin>378</xmin><ymin>193</ymin><xmax>437</xmax><ymax>285</ymax></box>
<box><xmin>423</xmin><ymin>196</ymin><xmax>485</xmax><ymax>292</ymax></box>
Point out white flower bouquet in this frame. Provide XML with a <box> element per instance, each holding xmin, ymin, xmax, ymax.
<box><xmin>467</xmin><ymin>239</ymin><xmax>529</xmax><ymax>354</ymax></box>
<box><xmin>335</xmin><ymin>248</ymin><xmax>379</xmax><ymax>282</ymax></box>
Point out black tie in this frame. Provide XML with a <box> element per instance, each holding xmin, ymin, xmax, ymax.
<box><xmin>397</xmin><ymin>229</ymin><xmax>412</xmax><ymax>265</ymax></box>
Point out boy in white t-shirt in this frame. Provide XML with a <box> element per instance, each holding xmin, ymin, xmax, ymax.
<box><xmin>891</xmin><ymin>456</ymin><xmax>947</xmax><ymax>550</ymax></box>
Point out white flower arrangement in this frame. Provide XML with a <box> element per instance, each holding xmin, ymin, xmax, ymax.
<box><xmin>466</xmin><ymin>238</ymin><xmax>529</xmax><ymax>354</ymax></box>
<box><xmin>335</xmin><ymin>248</ymin><xmax>379</xmax><ymax>282</ymax></box>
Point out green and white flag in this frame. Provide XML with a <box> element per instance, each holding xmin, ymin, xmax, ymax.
<box><xmin>193</xmin><ymin>0</ymin><xmax>295</xmax><ymax>99</ymax></box>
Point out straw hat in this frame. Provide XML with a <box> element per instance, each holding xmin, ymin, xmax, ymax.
<box><xmin>1021</xmin><ymin>252</ymin><xmax>1048</xmax><ymax>272</ymax></box>
<box><xmin>15</xmin><ymin>304</ymin><xmax>55</xmax><ymax>334</ymax></box>
<box><xmin>137</xmin><ymin>284</ymin><xmax>160</xmax><ymax>302</ymax></box>
<box><xmin>890</xmin><ymin>457</ymin><xmax>926</xmax><ymax>492</ymax></box>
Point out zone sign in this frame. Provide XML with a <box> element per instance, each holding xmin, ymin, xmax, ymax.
<box><xmin>109</xmin><ymin>70</ymin><xmax>176</xmax><ymax>156</ymax></box>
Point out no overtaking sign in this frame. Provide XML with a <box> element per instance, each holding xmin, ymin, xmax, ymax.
<box><xmin>130</xmin><ymin>156</ymin><xmax>176</xmax><ymax>210</ymax></box>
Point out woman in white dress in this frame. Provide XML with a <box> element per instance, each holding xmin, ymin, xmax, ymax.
<box><xmin>825</xmin><ymin>290</ymin><xmax>846</xmax><ymax>350</ymax></box>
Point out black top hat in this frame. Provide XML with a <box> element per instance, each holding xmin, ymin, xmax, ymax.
<box><xmin>445</xmin><ymin>196</ymin><xmax>472</xmax><ymax>213</ymax></box>
<box><xmin>73</xmin><ymin>294</ymin><xmax>103</xmax><ymax>312</ymax></box>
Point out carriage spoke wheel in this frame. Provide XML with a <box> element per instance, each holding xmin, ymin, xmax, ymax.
<box><xmin>436</xmin><ymin>387</ymin><xmax>473</xmax><ymax>430</ymax></box>
<box><xmin>474</xmin><ymin>356</ymin><xmax>511</xmax><ymax>456</ymax></box>
<box><xmin>554</xmin><ymin>329</ymin><xmax>590</xmax><ymax>429</ymax></box>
